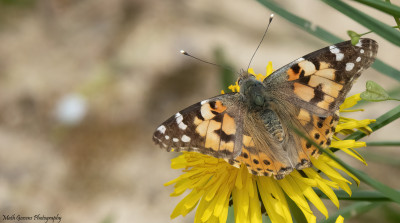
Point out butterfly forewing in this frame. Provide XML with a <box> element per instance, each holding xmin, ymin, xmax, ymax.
<box><xmin>265</xmin><ymin>38</ymin><xmax>378</xmax><ymax>116</ymax></box>
<box><xmin>153</xmin><ymin>94</ymin><xmax>244</xmax><ymax>159</ymax></box>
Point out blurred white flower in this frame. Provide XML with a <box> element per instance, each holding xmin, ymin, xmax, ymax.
<box><xmin>54</xmin><ymin>93</ymin><xmax>88</xmax><ymax>125</ymax></box>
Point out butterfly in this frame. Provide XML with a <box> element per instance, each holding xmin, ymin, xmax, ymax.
<box><xmin>153</xmin><ymin>38</ymin><xmax>378</xmax><ymax>179</ymax></box>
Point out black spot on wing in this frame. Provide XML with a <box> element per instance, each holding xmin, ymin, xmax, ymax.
<box><xmin>309</xmin><ymin>57</ymin><xmax>321</xmax><ymax>70</ymax></box>
<box><xmin>310</xmin><ymin>84</ymin><xmax>324</xmax><ymax>104</ymax></box>
<box><xmin>291</xmin><ymin>63</ymin><xmax>301</xmax><ymax>74</ymax></box>
<box><xmin>209</xmin><ymin>100</ymin><xmax>216</xmax><ymax>109</ymax></box>
<box><xmin>217</xmin><ymin>130</ymin><xmax>235</xmax><ymax>143</ymax></box>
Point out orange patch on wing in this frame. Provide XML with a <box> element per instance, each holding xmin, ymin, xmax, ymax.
<box><xmin>287</xmin><ymin>68</ymin><xmax>299</xmax><ymax>81</ymax></box>
<box><xmin>309</xmin><ymin>75</ymin><xmax>343</xmax><ymax>98</ymax></box>
<box><xmin>299</xmin><ymin>60</ymin><xmax>316</xmax><ymax>76</ymax></box>
<box><xmin>219</xmin><ymin>141</ymin><xmax>234</xmax><ymax>152</ymax></box>
<box><xmin>242</xmin><ymin>135</ymin><xmax>254</xmax><ymax>147</ymax></box>
<box><xmin>211</xmin><ymin>101</ymin><xmax>227</xmax><ymax>113</ymax></box>
<box><xmin>315</xmin><ymin>69</ymin><xmax>336</xmax><ymax>81</ymax></box>
<box><xmin>194</xmin><ymin>116</ymin><xmax>202</xmax><ymax>125</ymax></box>
<box><xmin>316</xmin><ymin>94</ymin><xmax>335</xmax><ymax>110</ymax></box>
<box><xmin>319</xmin><ymin>62</ymin><xmax>331</xmax><ymax>70</ymax></box>
<box><xmin>300</xmin><ymin>139</ymin><xmax>319</xmax><ymax>158</ymax></box>
<box><xmin>196</xmin><ymin>120</ymin><xmax>209</xmax><ymax>137</ymax></box>
<box><xmin>297</xmin><ymin>108</ymin><xmax>311</xmax><ymax>125</ymax></box>
<box><xmin>221</xmin><ymin>113</ymin><xmax>236</xmax><ymax>135</ymax></box>
<box><xmin>205</xmin><ymin>120</ymin><xmax>222</xmax><ymax>151</ymax></box>
<box><xmin>293</xmin><ymin>83</ymin><xmax>315</xmax><ymax>102</ymax></box>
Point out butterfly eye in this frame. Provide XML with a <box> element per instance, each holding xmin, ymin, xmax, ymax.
<box><xmin>238</xmin><ymin>78</ymin><xmax>243</xmax><ymax>85</ymax></box>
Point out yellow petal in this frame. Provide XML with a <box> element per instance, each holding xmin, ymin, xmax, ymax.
<box><xmin>303</xmin><ymin>168</ymin><xmax>340</xmax><ymax>208</ymax></box>
<box><xmin>278</xmin><ymin>176</ymin><xmax>316</xmax><ymax>223</ymax></box>
<box><xmin>336</xmin><ymin>119</ymin><xmax>375</xmax><ymax>132</ymax></box>
<box><xmin>249</xmin><ymin>179</ymin><xmax>262</xmax><ymax>223</ymax></box>
<box><xmin>171</xmin><ymin>189</ymin><xmax>201</xmax><ymax>219</ymax></box>
<box><xmin>295</xmin><ymin>177</ymin><xmax>329</xmax><ymax>218</ymax></box>
<box><xmin>257</xmin><ymin>177</ymin><xmax>292</xmax><ymax>223</ymax></box>
<box><xmin>214</xmin><ymin>171</ymin><xmax>236</xmax><ymax>217</ymax></box>
<box><xmin>266</xmin><ymin>61</ymin><xmax>274</xmax><ymax>76</ymax></box>
<box><xmin>340</xmin><ymin>147</ymin><xmax>367</xmax><ymax>165</ymax></box>
<box><xmin>205</xmin><ymin>173</ymin><xmax>227</xmax><ymax>201</ymax></box>
<box><xmin>248</xmin><ymin>68</ymin><xmax>255</xmax><ymax>74</ymax></box>
<box><xmin>340</xmin><ymin>94</ymin><xmax>361</xmax><ymax>110</ymax></box>
<box><xmin>335</xmin><ymin>215</ymin><xmax>344</xmax><ymax>223</ymax></box>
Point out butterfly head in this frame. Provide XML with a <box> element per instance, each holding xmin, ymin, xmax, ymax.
<box><xmin>238</xmin><ymin>70</ymin><xmax>268</xmax><ymax>110</ymax></box>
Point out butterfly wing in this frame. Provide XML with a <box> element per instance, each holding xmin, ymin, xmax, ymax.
<box><xmin>265</xmin><ymin>38</ymin><xmax>378</xmax><ymax>116</ymax></box>
<box><xmin>153</xmin><ymin>93</ymin><xmax>245</xmax><ymax>160</ymax></box>
<box><xmin>260</xmin><ymin>38</ymin><xmax>378</xmax><ymax>173</ymax></box>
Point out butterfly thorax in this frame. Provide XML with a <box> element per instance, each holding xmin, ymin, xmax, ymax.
<box><xmin>239</xmin><ymin>74</ymin><xmax>285</xmax><ymax>143</ymax></box>
<box><xmin>239</xmin><ymin>74</ymin><xmax>268</xmax><ymax>110</ymax></box>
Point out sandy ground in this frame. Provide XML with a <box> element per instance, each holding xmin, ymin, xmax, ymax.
<box><xmin>0</xmin><ymin>0</ymin><xmax>399</xmax><ymax>222</ymax></box>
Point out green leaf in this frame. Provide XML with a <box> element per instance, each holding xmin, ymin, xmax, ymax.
<box><xmin>214</xmin><ymin>47</ymin><xmax>236</xmax><ymax>93</ymax></box>
<box><xmin>353</xmin><ymin>0</ymin><xmax>400</xmax><ymax>17</ymax></box>
<box><xmin>360</xmin><ymin>151</ymin><xmax>400</xmax><ymax>167</ymax></box>
<box><xmin>321</xmin><ymin>0</ymin><xmax>400</xmax><ymax>46</ymax></box>
<box><xmin>382</xmin><ymin>205</ymin><xmax>400</xmax><ymax>223</ymax></box>
<box><xmin>315</xmin><ymin>189</ymin><xmax>392</xmax><ymax>202</ymax></box>
<box><xmin>366</xmin><ymin>141</ymin><xmax>400</xmax><ymax>146</ymax></box>
<box><xmin>347</xmin><ymin>30</ymin><xmax>361</xmax><ymax>45</ymax></box>
<box><xmin>255</xmin><ymin>0</ymin><xmax>400</xmax><ymax>82</ymax></box>
<box><xmin>318</xmin><ymin>202</ymin><xmax>383</xmax><ymax>223</ymax></box>
<box><xmin>361</xmin><ymin>81</ymin><xmax>390</xmax><ymax>101</ymax></box>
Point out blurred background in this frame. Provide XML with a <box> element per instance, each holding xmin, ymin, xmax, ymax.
<box><xmin>0</xmin><ymin>0</ymin><xmax>399</xmax><ymax>222</ymax></box>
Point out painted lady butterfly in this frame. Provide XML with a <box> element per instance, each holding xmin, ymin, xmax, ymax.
<box><xmin>153</xmin><ymin>38</ymin><xmax>378</xmax><ymax>179</ymax></box>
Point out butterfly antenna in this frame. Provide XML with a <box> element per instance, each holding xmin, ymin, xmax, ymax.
<box><xmin>180</xmin><ymin>50</ymin><xmax>234</xmax><ymax>73</ymax></box>
<box><xmin>246</xmin><ymin>14</ymin><xmax>274</xmax><ymax>72</ymax></box>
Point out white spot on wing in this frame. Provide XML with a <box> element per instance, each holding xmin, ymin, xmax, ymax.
<box><xmin>157</xmin><ymin>125</ymin><xmax>166</xmax><ymax>134</ymax></box>
<box><xmin>165</xmin><ymin>135</ymin><xmax>170</xmax><ymax>140</ymax></box>
<box><xmin>346</xmin><ymin>63</ymin><xmax>355</xmax><ymax>71</ymax></box>
<box><xmin>173</xmin><ymin>138</ymin><xmax>179</xmax><ymax>142</ymax></box>
<box><xmin>175</xmin><ymin>112</ymin><xmax>187</xmax><ymax>130</ymax></box>
<box><xmin>297</xmin><ymin>58</ymin><xmax>305</xmax><ymax>62</ymax></box>
<box><xmin>336</xmin><ymin>53</ymin><xmax>344</xmax><ymax>61</ymax></box>
<box><xmin>356</xmin><ymin>40</ymin><xmax>362</xmax><ymax>47</ymax></box>
<box><xmin>329</xmin><ymin>45</ymin><xmax>340</xmax><ymax>54</ymax></box>
<box><xmin>179</xmin><ymin>122</ymin><xmax>187</xmax><ymax>130</ymax></box>
<box><xmin>360</xmin><ymin>49</ymin><xmax>364</xmax><ymax>54</ymax></box>
<box><xmin>356</xmin><ymin>57</ymin><xmax>361</xmax><ymax>62</ymax></box>
<box><xmin>181</xmin><ymin>135</ymin><xmax>191</xmax><ymax>142</ymax></box>
<box><xmin>329</xmin><ymin>45</ymin><xmax>344</xmax><ymax>61</ymax></box>
<box><xmin>201</xmin><ymin>100</ymin><xmax>209</xmax><ymax>105</ymax></box>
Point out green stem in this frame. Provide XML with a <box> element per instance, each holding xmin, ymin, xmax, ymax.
<box><xmin>318</xmin><ymin>202</ymin><xmax>383</xmax><ymax>223</ymax></box>
<box><xmin>385</xmin><ymin>0</ymin><xmax>400</xmax><ymax>30</ymax></box>
<box><xmin>366</xmin><ymin>141</ymin><xmax>400</xmax><ymax>146</ymax></box>
<box><xmin>359</xmin><ymin>25</ymin><xmax>400</xmax><ymax>36</ymax></box>
<box><xmin>315</xmin><ymin>189</ymin><xmax>392</xmax><ymax>202</ymax></box>
<box><xmin>388</xmin><ymin>97</ymin><xmax>400</xmax><ymax>101</ymax></box>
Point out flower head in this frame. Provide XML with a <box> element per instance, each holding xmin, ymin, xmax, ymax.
<box><xmin>164</xmin><ymin>62</ymin><xmax>374</xmax><ymax>223</ymax></box>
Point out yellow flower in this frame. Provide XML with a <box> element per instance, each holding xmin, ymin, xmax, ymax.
<box><xmin>164</xmin><ymin>62</ymin><xmax>373</xmax><ymax>223</ymax></box>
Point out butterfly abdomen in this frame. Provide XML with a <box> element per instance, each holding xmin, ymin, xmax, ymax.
<box><xmin>261</xmin><ymin>109</ymin><xmax>285</xmax><ymax>142</ymax></box>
